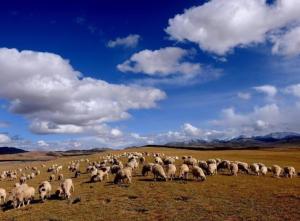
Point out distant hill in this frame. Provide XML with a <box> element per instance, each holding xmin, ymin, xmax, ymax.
<box><xmin>161</xmin><ymin>132</ymin><xmax>300</xmax><ymax>150</ymax></box>
<box><xmin>48</xmin><ymin>147</ymin><xmax>112</xmax><ymax>156</ymax></box>
<box><xmin>0</xmin><ymin>147</ymin><xmax>28</xmax><ymax>154</ymax></box>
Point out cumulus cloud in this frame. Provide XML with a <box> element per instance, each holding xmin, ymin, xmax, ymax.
<box><xmin>166</xmin><ymin>0</ymin><xmax>300</xmax><ymax>55</ymax></box>
<box><xmin>182</xmin><ymin>123</ymin><xmax>203</xmax><ymax>136</ymax></box>
<box><xmin>117</xmin><ymin>47</ymin><xmax>201</xmax><ymax>76</ymax></box>
<box><xmin>283</xmin><ymin>84</ymin><xmax>300</xmax><ymax>97</ymax></box>
<box><xmin>0</xmin><ymin>48</ymin><xmax>166</xmax><ymax>135</ymax></box>
<box><xmin>37</xmin><ymin>140</ymin><xmax>49</xmax><ymax>147</ymax></box>
<box><xmin>0</xmin><ymin>134</ymin><xmax>11</xmax><ymax>144</ymax></box>
<box><xmin>253</xmin><ymin>85</ymin><xmax>277</xmax><ymax>97</ymax></box>
<box><xmin>237</xmin><ymin>92</ymin><xmax>251</xmax><ymax>100</ymax></box>
<box><xmin>210</xmin><ymin>100</ymin><xmax>300</xmax><ymax>137</ymax></box>
<box><xmin>212</xmin><ymin>104</ymin><xmax>280</xmax><ymax>134</ymax></box>
<box><xmin>107</xmin><ymin>34</ymin><xmax>140</xmax><ymax>48</ymax></box>
<box><xmin>272</xmin><ymin>26</ymin><xmax>300</xmax><ymax>56</ymax></box>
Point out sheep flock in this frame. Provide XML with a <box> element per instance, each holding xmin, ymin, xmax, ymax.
<box><xmin>0</xmin><ymin>150</ymin><xmax>299</xmax><ymax>212</ymax></box>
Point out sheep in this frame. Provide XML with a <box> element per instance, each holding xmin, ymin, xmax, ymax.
<box><xmin>111</xmin><ymin>165</ymin><xmax>122</xmax><ymax>174</ymax></box>
<box><xmin>139</xmin><ymin>157</ymin><xmax>145</xmax><ymax>164</ymax></box>
<box><xmin>198</xmin><ymin>161</ymin><xmax>209</xmax><ymax>174</ymax></box>
<box><xmin>0</xmin><ymin>188</ymin><xmax>6</xmax><ymax>204</ymax></box>
<box><xmin>142</xmin><ymin>163</ymin><xmax>154</xmax><ymax>176</ymax></box>
<box><xmin>91</xmin><ymin>170</ymin><xmax>109</xmax><ymax>182</ymax></box>
<box><xmin>163</xmin><ymin>157</ymin><xmax>175</xmax><ymax>165</ymax></box>
<box><xmin>60</xmin><ymin>179</ymin><xmax>74</xmax><ymax>199</ymax></box>
<box><xmin>166</xmin><ymin>164</ymin><xmax>176</xmax><ymax>180</ymax></box>
<box><xmin>154</xmin><ymin>157</ymin><xmax>163</xmax><ymax>165</ymax></box>
<box><xmin>261</xmin><ymin>166</ymin><xmax>268</xmax><ymax>176</ymax></box>
<box><xmin>283</xmin><ymin>166</ymin><xmax>296</xmax><ymax>178</ymax></box>
<box><xmin>49</xmin><ymin>174</ymin><xmax>55</xmax><ymax>182</ymax></box>
<box><xmin>237</xmin><ymin>162</ymin><xmax>250</xmax><ymax>174</ymax></box>
<box><xmin>207</xmin><ymin>159</ymin><xmax>217</xmax><ymax>165</ymax></box>
<box><xmin>215</xmin><ymin>158</ymin><xmax>222</xmax><ymax>164</ymax></box>
<box><xmin>230</xmin><ymin>163</ymin><xmax>238</xmax><ymax>176</ymax></box>
<box><xmin>58</xmin><ymin>174</ymin><xmax>64</xmax><ymax>181</ymax></box>
<box><xmin>272</xmin><ymin>165</ymin><xmax>282</xmax><ymax>178</ymax></box>
<box><xmin>217</xmin><ymin>160</ymin><xmax>231</xmax><ymax>171</ymax></box>
<box><xmin>114</xmin><ymin>167</ymin><xmax>133</xmax><ymax>184</ymax></box>
<box><xmin>184</xmin><ymin>157</ymin><xmax>197</xmax><ymax>166</ymax></box>
<box><xmin>47</xmin><ymin>167</ymin><xmax>54</xmax><ymax>173</ymax></box>
<box><xmin>208</xmin><ymin>163</ymin><xmax>217</xmax><ymax>175</ymax></box>
<box><xmin>30</xmin><ymin>172</ymin><xmax>35</xmax><ymax>179</ymax></box>
<box><xmin>39</xmin><ymin>181</ymin><xmax>52</xmax><ymax>201</ymax></box>
<box><xmin>126</xmin><ymin>159</ymin><xmax>139</xmax><ymax>170</ymax></box>
<box><xmin>179</xmin><ymin>164</ymin><xmax>189</xmax><ymax>180</ymax></box>
<box><xmin>191</xmin><ymin>166</ymin><xmax>206</xmax><ymax>181</ymax></box>
<box><xmin>257</xmin><ymin>163</ymin><xmax>265</xmax><ymax>169</ymax></box>
<box><xmin>19</xmin><ymin>176</ymin><xmax>27</xmax><ymax>184</ymax></box>
<box><xmin>90</xmin><ymin>167</ymin><xmax>98</xmax><ymax>176</ymax></box>
<box><xmin>250</xmin><ymin>163</ymin><xmax>260</xmax><ymax>176</ymax></box>
<box><xmin>74</xmin><ymin>170</ymin><xmax>81</xmax><ymax>178</ymax></box>
<box><xmin>11</xmin><ymin>184</ymin><xmax>35</xmax><ymax>208</ymax></box>
<box><xmin>151</xmin><ymin>164</ymin><xmax>167</xmax><ymax>181</ymax></box>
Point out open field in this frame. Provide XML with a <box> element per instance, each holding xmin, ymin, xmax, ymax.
<box><xmin>0</xmin><ymin>147</ymin><xmax>299</xmax><ymax>221</ymax></box>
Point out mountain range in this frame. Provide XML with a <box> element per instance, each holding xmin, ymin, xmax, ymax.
<box><xmin>163</xmin><ymin>132</ymin><xmax>300</xmax><ymax>149</ymax></box>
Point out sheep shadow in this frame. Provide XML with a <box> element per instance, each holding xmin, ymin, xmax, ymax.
<box><xmin>1</xmin><ymin>198</ymin><xmax>45</xmax><ymax>212</ymax></box>
<box><xmin>138</xmin><ymin>178</ymin><xmax>167</xmax><ymax>182</ymax></box>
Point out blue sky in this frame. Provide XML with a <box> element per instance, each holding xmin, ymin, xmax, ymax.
<box><xmin>0</xmin><ymin>0</ymin><xmax>300</xmax><ymax>150</ymax></box>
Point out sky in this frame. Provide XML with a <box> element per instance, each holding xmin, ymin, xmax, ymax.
<box><xmin>0</xmin><ymin>0</ymin><xmax>300</xmax><ymax>150</ymax></box>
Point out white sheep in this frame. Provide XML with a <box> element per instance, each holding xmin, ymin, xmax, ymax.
<box><xmin>11</xmin><ymin>184</ymin><xmax>35</xmax><ymax>208</ymax></box>
<box><xmin>184</xmin><ymin>157</ymin><xmax>198</xmax><ymax>166</ymax></box>
<box><xmin>208</xmin><ymin>163</ymin><xmax>217</xmax><ymax>175</ymax></box>
<box><xmin>151</xmin><ymin>164</ymin><xmax>167</xmax><ymax>181</ymax></box>
<box><xmin>0</xmin><ymin>188</ymin><xmax>6</xmax><ymax>204</ymax></box>
<box><xmin>58</xmin><ymin>174</ymin><xmax>64</xmax><ymax>181</ymax></box>
<box><xmin>272</xmin><ymin>165</ymin><xmax>282</xmax><ymax>178</ymax></box>
<box><xmin>191</xmin><ymin>166</ymin><xmax>206</xmax><ymax>181</ymax></box>
<box><xmin>49</xmin><ymin>174</ymin><xmax>55</xmax><ymax>182</ymax></box>
<box><xmin>114</xmin><ymin>167</ymin><xmax>133</xmax><ymax>184</ymax></box>
<box><xmin>166</xmin><ymin>164</ymin><xmax>176</xmax><ymax>180</ymax></box>
<box><xmin>154</xmin><ymin>157</ymin><xmax>163</xmax><ymax>165</ymax></box>
<box><xmin>179</xmin><ymin>164</ymin><xmax>189</xmax><ymax>180</ymax></box>
<box><xmin>283</xmin><ymin>166</ymin><xmax>296</xmax><ymax>178</ymax></box>
<box><xmin>250</xmin><ymin>163</ymin><xmax>260</xmax><ymax>176</ymax></box>
<box><xmin>230</xmin><ymin>162</ymin><xmax>238</xmax><ymax>176</ymax></box>
<box><xmin>39</xmin><ymin>181</ymin><xmax>52</xmax><ymax>201</ymax></box>
<box><xmin>261</xmin><ymin>166</ymin><xmax>268</xmax><ymax>176</ymax></box>
<box><xmin>61</xmin><ymin>179</ymin><xmax>74</xmax><ymax>199</ymax></box>
<box><xmin>19</xmin><ymin>176</ymin><xmax>27</xmax><ymax>184</ymax></box>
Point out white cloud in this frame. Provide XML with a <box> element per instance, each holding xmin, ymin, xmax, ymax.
<box><xmin>272</xmin><ymin>26</ymin><xmax>300</xmax><ymax>56</ymax></box>
<box><xmin>237</xmin><ymin>92</ymin><xmax>251</xmax><ymax>100</ymax></box>
<box><xmin>182</xmin><ymin>123</ymin><xmax>202</xmax><ymax>136</ymax></box>
<box><xmin>213</xmin><ymin>104</ymin><xmax>280</xmax><ymax>134</ymax></box>
<box><xmin>253</xmin><ymin>85</ymin><xmax>277</xmax><ymax>97</ymax></box>
<box><xmin>283</xmin><ymin>84</ymin><xmax>300</xmax><ymax>97</ymax></box>
<box><xmin>107</xmin><ymin>34</ymin><xmax>140</xmax><ymax>48</ymax></box>
<box><xmin>0</xmin><ymin>48</ymin><xmax>166</xmax><ymax>135</ymax></box>
<box><xmin>117</xmin><ymin>47</ymin><xmax>201</xmax><ymax>76</ymax></box>
<box><xmin>0</xmin><ymin>134</ymin><xmax>11</xmax><ymax>144</ymax></box>
<box><xmin>37</xmin><ymin>140</ymin><xmax>49</xmax><ymax>147</ymax></box>
<box><xmin>110</xmin><ymin>128</ymin><xmax>123</xmax><ymax>137</ymax></box>
<box><xmin>166</xmin><ymin>0</ymin><xmax>300</xmax><ymax>55</ymax></box>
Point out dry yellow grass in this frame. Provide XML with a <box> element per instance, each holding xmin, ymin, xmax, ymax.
<box><xmin>0</xmin><ymin>147</ymin><xmax>299</xmax><ymax>221</ymax></box>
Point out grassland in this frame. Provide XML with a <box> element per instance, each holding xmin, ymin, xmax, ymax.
<box><xmin>0</xmin><ymin>147</ymin><xmax>299</xmax><ymax>221</ymax></box>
